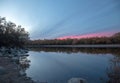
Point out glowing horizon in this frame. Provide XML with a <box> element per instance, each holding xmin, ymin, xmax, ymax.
<box><xmin>57</xmin><ymin>31</ymin><xmax>116</xmax><ymax>40</ymax></box>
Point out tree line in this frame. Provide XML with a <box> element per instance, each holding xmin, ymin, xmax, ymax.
<box><xmin>29</xmin><ymin>32</ymin><xmax>120</xmax><ymax>45</ymax></box>
<box><xmin>0</xmin><ymin>16</ymin><xmax>29</xmax><ymax>48</ymax></box>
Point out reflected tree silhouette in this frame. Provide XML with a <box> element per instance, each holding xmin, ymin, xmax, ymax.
<box><xmin>29</xmin><ymin>47</ymin><xmax>120</xmax><ymax>56</ymax></box>
<box><xmin>107</xmin><ymin>55</ymin><xmax>120</xmax><ymax>83</ymax></box>
<box><xmin>18</xmin><ymin>56</ymin><xmax>30</xmax><ymax>76</ymax></box>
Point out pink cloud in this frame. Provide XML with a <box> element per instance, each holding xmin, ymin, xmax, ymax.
<box><xmin>57</xmin><ymin>31</ymin><xmax>116</xmax><ymax>40</ymax></box>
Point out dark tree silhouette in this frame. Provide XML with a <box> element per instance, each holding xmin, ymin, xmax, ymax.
<box><xmin>0</xmin><ymin>16</ymin><xmax>29</xmax><ymax>48</ymax></box>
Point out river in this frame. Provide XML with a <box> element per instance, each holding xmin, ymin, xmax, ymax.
<box><xmin>26</xmin><ymin>48</ymin><xmax>120</xmax><ymax>83</ymax></box>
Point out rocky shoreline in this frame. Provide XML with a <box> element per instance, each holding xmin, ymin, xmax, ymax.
<box><xmin>0</xmin><ymin>47</ymin><xmax>36</xmax><ymax>83</ymax></box>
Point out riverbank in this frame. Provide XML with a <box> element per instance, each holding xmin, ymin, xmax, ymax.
<box><xmin>0</xmin><ymin>47</ymin><xmax>36</xmax><ymax>83</ymax></box>
<box><xmin>0</xmin><ymin>47</ymin><xmax>28</xmax><ymax>57</ymax></box>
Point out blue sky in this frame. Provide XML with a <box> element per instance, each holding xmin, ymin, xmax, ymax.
<box><xmin>0</xmin><ymin>0</ymin><xmax>120</xmax><ymax>39</ymax></box>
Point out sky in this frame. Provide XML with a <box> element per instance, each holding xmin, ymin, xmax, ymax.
<box><xmin>0</xmin><ymin>0</ymin><xmax>120</xmax><ymax>39</ymax></box>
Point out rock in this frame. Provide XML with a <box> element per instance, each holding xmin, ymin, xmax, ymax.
<box><xmin>68</xmin><ymin>78</ymin><xmax>87</xmax><ymax>83</ymax></box>
<box><xmin>0</xmin><ymin>66</ymin><xmax>7</xmax><ymax>75</ymax></box>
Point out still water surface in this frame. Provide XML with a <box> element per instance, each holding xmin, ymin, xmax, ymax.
<box><xmin>26</xmin><ymin>48</ymin><xmax>120</xmax><ymax>83</ymax></box>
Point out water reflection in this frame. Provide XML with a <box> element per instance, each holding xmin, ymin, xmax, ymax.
<box><xmin>28</xmin><ymin>47</ymin><xmax>120</xmax><ymax>83</ymax></box>
<box><xmin>29</xmin><ymin>47</ymin><xmax>120</xmax><ymax>56</ymax></box>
